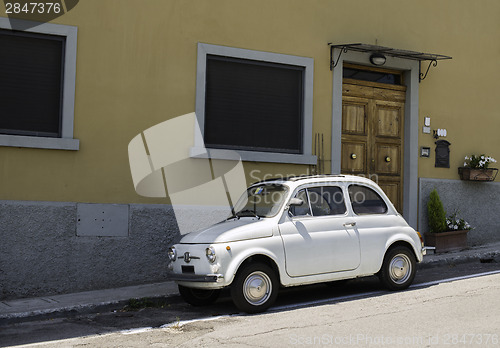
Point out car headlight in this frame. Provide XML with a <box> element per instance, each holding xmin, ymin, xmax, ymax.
<box><xmin>206</xmin><ymin>246</ymin><xmax>216</xmax><ymax>263</ymax></box>
<box><xmin>167</xmin><ymin>246</ymin><xmax>177</xmax><ymax>261</ymax></box>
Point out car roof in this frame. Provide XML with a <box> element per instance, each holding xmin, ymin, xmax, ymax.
<box><xmin>249</xmin><ymin>174</ymin><xmax>396</xmax><ymax>214</ymax></box>
<box><xmin>251</xmin><ymin>174</ymin><xmax>377</xmax><ymax>187</ymax></box>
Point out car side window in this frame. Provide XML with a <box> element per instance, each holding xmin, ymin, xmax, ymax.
<box><xmin>348</xmin><ymin>185</ymin><xmax>388</xmax><ymax>215</ymax></box>
<box><xmin>308</xmin><ymin>186</ymin><xmax>346</xmax><ymax>216</ymax></box>
<box><xmin>289</xmin><ymin>189</ymin><xmax>311</xmax><ymax>217</ymax></box>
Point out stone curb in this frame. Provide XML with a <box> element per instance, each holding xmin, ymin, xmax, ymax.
<box><xmin>0</xmin><ymin>293</ymin><xmax>182</xmax><ymax>326</ymax></box>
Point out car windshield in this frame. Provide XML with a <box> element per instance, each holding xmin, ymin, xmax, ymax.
<box><xmin>230</xmin><ymin>184</ymin><xmax>289</xmax><ymax>219</ymax></box>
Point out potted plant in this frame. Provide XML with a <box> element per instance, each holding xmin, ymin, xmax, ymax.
<box><xmin>425</xmin><ymin>189</ymin><xmax>472</xmax><ymax>253</ymax></box>
<box><xmin>458</xmin><ymin>154</ymin><xmax>498</xmax><ymax>181</ymax></box>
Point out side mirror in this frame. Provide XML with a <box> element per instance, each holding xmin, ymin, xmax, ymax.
<box><xmin>286</xmin><ymin>198</ymin><xmax>303</xmax><ymax>218</ymax></box>
<box><xmin>288</xmin><ymin>198</ymin><xmax>304</xmax><ymax>207</ymax></box>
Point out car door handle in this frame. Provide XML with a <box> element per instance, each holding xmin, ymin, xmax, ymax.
<box><xmin>343</xmin><ymin>222</ymin><xmax>356</xmax><ymax>227</ymax></box>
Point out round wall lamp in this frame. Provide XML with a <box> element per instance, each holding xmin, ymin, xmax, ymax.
<box><xmin>369</xmin><ymin>53</ymin><xmax>386</xmax><ymax>66</ymax></box>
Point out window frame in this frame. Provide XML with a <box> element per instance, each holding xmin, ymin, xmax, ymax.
<box><xmin>307</xmin><ymin>186</ymin><xmax>347</xmax><ymax>217</ymax></box>
<box><xmin>192</xmin><ymin>43</ymin><xmax>315</xmax><ymax>164</ymax></box>
<box><xmin>348</xmin><ymin>184</ymin><xmax>388</xmax><ymax>215</ymax></box>
<box><xmin>0</xmin><ymin>17</ymin><xmax>79</xmax><ymax>151</ymax></box>
<box><xmin>289</xmin><ymin>185</ymin><xmax>348</xmax><ymax>218</ymax></box>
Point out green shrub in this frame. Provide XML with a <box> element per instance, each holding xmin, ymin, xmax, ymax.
<box><xmin>427</xmin><ymin>189</ymin><xmax>447</xmax><ymax>233</ymax></box>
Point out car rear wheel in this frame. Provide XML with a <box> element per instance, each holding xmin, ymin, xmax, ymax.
<box><xmin>231</xmin><ymin>263</ymin><xmax>278</xmax><ymax>313</ymax></box>
<box><xmin>379</xmin><ymin>246</ymin><xmax>416</xmax><ymax>291</ymax></box>
<box><xmin>178</xmin><ymin>285</ymin><xmax>220</xmax><ymax>306</ymax></box>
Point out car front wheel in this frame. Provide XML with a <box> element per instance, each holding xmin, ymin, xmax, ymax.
<box><xmin>379</xmin><ymin>246</ymin><xmax>416</xmax><ymax>291</ymax></box>
<box><xmin>231</xmin><ymin>263</ymin><xmax>278</xmax><ymax>313</ymax></box>
<box><xmin>178</xmin><ymin>285</ymin><xmax>220</xmax><ymax>306</ymax></box>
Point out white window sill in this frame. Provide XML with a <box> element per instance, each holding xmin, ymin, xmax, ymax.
<box><xmin>190</xmin><ymin>147</ymin><xmax>317</xmax><ymax>165</ymax></box>
<box><xmin>0</xmin><ymin>134</ymin><xmax>80</xmax><ymax>151</ymax></box>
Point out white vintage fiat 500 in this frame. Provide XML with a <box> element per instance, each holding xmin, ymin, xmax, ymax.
<box><xmin>167</xmin><ymin>175</ymin><xmax>425</xmax><ymax>313</ymax></box>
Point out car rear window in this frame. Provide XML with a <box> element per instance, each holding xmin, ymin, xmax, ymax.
<box><xmin>348</xmin><ymin>185</ymin><xmax>387</xmax><ymax>215</ymax></box>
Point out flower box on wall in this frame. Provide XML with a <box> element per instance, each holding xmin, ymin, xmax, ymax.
<box><xmin>458</xmin><ymin>167</ymin><xmax>498</xmax><ymax>181</ymax></box>
<box><xmin>424</xmin><ymin>230</ymin><xmax>469</xmax><ymax>253</ymax></box>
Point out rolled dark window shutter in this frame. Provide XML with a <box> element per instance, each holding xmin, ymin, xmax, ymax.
<box><xmin>0</xmin><ymin>29</ymin><xmax>64</xmax><ymax>137</ymax></box>
<box><xmin>204</xmin><ymin>55</ymin><xmax>303</xmax><ymax>154</ymax></box>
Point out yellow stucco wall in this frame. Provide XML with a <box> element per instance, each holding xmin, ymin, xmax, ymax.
<box><xmin>0</xmin><ymin>0</ymin><xmax>499</xmax><ymax>204</ymax></box>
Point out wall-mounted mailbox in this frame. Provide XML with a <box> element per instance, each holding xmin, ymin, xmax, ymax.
<box><xmin>435</xmin><ymin>140</ymin><xmax>451</xmax><ymax>168</ymax></box>
<box><xmin>421</xmin><ymin>146</ymin><xmax>430</xmax><ymax>157</ymax></box>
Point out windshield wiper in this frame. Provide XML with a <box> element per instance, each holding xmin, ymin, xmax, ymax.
<box><xmin>227</xmin><ymin>213</ymin><xmax>240</xmax><ymax>220</ymax></box>
<box><xmin>237</xmin><ymin>209</ymin><xmax>262</xmax><ymax>220</ymax></box>
<box><xmin>227</xmin><ymin>205</ymin><xmax>240</xmax><ymax>220</ymax></box>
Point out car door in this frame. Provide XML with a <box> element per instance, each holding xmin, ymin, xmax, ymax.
<box><xmin>346</xmin><ymin>184</ymin><xmax>393</xmax><ymax>269</ymax></box>
<box><xmin>278</xmin><ymin>185</ymin><xmax>361</xmax><ymax>277</ymax></box>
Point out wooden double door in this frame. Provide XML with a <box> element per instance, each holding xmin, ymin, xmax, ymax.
<box><xmin>341</xmin><ymin>78</ymin><xmax>406</xmax><ymax>212</ymax></box>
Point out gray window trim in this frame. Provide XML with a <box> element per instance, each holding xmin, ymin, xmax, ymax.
<box><xmin>0</xmin><ymin>17</ymin><xmax>79</xmax><ymax>151</ymax></box>
<box><xmin>193</xmin><ymin>43</ymin><xmax>316</xmax><ymax>165</ymax></box>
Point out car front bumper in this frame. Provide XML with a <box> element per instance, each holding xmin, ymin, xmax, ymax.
<box><xmin>169</xmin><ymin>273</ymin><xmax>224</xmax><ymax>283</ymax></box>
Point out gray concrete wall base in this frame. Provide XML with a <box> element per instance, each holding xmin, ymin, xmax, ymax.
<box><xmin>419</xmin><ymin>178</ymin><xmax>500</xmax><ymax>245</ymax></box>
<box><xmin>1</xmin><ymin>201</ymin><xmax>227</xmax><ymax>300</ymax></box>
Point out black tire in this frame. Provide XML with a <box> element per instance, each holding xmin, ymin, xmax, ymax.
<box><xmin>178</xmin><ymin>285</ymin><xmax>221</xmax><ymax>306</ymax></box>
<box><xmin>231</xmin><ymin>262</ymin><xmax>278</xmax><ymax>313</ymax></box>
<box><xmin>379</xmin><ymin>246</ymin><xmax>416</xmax><ymax>291</ymax></box>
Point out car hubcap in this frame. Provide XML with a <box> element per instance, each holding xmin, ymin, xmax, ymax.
<box><xmin>389</xmin><ymin>254</ymin><xmax>412</xmax><ymax>284</ymax></box>
<box><xmin>243</xmin><ymin>271</ymin><xmax>272</xmax><ymax>306</ymax></box>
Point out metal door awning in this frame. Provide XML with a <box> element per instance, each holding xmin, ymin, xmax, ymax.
<box><xmin>328</xmin><ymin>43</ymin><xmax>452</xmax><ymax>82</ymax></box>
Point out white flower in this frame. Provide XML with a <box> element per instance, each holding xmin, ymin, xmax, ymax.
<box><xmin>481</xmin><ymin>155</ymin><xmax>485</xmax><ymax>160</ymax></box>
<box><xmin>464</xmin><ymin>162</ymin><xmax>467</xmax><ymax>166</ymax></box>
<box><xmin>465</xmin><ymin>156</ymin><xmax>469</xmax><ymax>160</ymax></box>
<box><xmin>453</xmin><ymin>224</ymin><xmax>458</xmax><ymax>230</ymax></box>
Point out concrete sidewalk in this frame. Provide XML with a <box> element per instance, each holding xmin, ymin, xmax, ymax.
<box><xmin>1</xmin><ymin>241</ymin><xmax>499</xmax><ymax>324</ymax></box>
<box><xmin>0</xmin><ymin>282</ymin><xmax>180</xmax><ymax>324</ymax></box>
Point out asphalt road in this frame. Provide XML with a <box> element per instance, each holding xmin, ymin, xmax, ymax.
<box><xmin>1</xmin><ymin>260</ymin><xmax>500</xmax><ymax>347</ymax></box>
